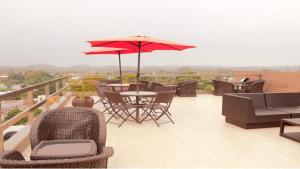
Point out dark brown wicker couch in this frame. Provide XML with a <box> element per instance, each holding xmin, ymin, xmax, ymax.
<box><xmin>0</xmin><ymin>107</ymin><xmax>114</xmax><ymax>168</ymax></box>
<box><xmin>213</xmin><ymin>80</ymin><xmax>236</xmax><ymax>96</ymax></box>
<box><xmin>176</xmin><ymin>80</ymin><xmax>198</xmax><ymax>97</ymax></box>
<box><xmin>222</xmin><ymin>93</ymin><xmax>300</xmax><ymax>129</ymax></box>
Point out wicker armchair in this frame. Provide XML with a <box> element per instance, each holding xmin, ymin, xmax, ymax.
<box><xmin>0</xmin><ymin>107</ymin><xmax>114</xmax><ymax>168</ymax></box>
<box><xmin>213</xmin><ymin>80</ymin><xmax>236</xmax><ymax>96</ymax></box>
<box><xmin>0</xmin><ymin>147</ymin><xmax>113</xmax><ymax>168</ymax></box>
<box><xmin>176</xmin><ymin>80</ymin><xmax>198</xmax><ymax>97</ymax></box>
<box><xmin>242</xmin><ymin>80</ymin><xmax>265</xmax><ymax>93</ymax></box>
<box><xmin>145</xmin><ymin>82</ymin><xmax>163</xmax><ymax>91</ymax></box>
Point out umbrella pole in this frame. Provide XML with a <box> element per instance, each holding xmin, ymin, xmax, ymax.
<box><xmin>137</xmin><ymin>42</ymin><xmax>141</xmax><ymax>93</ymax></box>
<box><xmin>118</xmin><ymin>51</ymin><xmax>123</xmax><ymax>91</ymax></box>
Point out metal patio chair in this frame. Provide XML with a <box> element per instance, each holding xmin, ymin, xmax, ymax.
<box><xmin>141</xmin><ymin>91</ymin><xmax>176</xmax><ymax>127</ymax></box>
<box><xmin>95</xmin><ymin>86</ymin><xmax>113</xmax><ymax>114</ymax></box>
<box><xmin>104</xmin><ymin>91</ymin><xmax>136</xmax><ymax>127</ymax></box>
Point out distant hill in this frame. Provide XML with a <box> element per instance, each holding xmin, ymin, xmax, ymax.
<box><xmin>3</xmin><ymin>70</ymin><xmax>53</xmax><ymax>86</ymax></box>
<box><xmin>0</xmin><ymin>64</ymin><xmax>299</xmax><ymax>75</ymax></box>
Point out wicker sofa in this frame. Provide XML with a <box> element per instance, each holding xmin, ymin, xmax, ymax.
<box><xmin>0</xmin><ymin>107</ymin><xmax>114</xmax><ymax>168</ymax></box>
<box><xmin>222</xmin><ymin>93</ymin><xmax>300</xmax><ymax>129</ymax></box>
<box><xmin>176</xmin><ymin>80</ymin><xmax>198</xmax><ymax>97</ymax></box>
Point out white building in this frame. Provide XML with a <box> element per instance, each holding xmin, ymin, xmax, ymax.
<box><xmin>11</xmin><ymin>84</ymin><xmax>22</xmax><ymax>90</ymax></box>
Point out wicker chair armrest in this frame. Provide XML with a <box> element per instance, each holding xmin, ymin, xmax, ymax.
<box><xmin>99</xmin><ymin>146</ymin><xmax>114</xmax><ymax>158</ymax></box>
<box><xmin>0</xmin><ymin>147</ymin><xmax>114</xmax><ymax>168</ymax></box>
<box><xmin>0</xmin><ymin>150</ymin><xmax>25</xmax><ymax>161</ymax></box>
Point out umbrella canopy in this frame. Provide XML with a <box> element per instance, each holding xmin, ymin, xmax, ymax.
<box><xmin>84</xmin><ymin>47</ymin><xmax>151</xmax><ymax>90</ymax></box>
<box><xmin>87</xmin><ymin>36</ymin><xmax>195</xmax><ymax>91</ymax></box>
<box><xmin>88</xmin><ymin>36</ymin><xmax>195</xmax><ymax>51</ymax></box>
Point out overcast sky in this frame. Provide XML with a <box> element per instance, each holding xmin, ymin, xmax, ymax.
<box><xmin>0</xmin><ymin>0</ymin><xmax>300</xmax><ymax>67</ymax></box>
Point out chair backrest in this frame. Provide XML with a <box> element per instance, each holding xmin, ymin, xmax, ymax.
<box><xmin>154</xmin><ymin>91</ymin><xmax>176</xmax><ymax>104</ymax></box>
<box><xmin>153</xmin><ymin>85</ymin><xmax>175</xmax><ymax>92</ymax></box>
<box><xmin>239</xmin><ymin>77</ymin><xmax>250</xmax><ymax>83</ymax></box>
<box><xmin>213</xmin><ymin>80</ymin><xmax>235</xmax><ymax>96</ymax></box>
<box><xmin>177</xmin><ymin>80</ymin><xmax>197</xmax><ymax>86</ymax></box>
<box><xmin>248</xmin><ymin>80</ymin><xmax>265</xmax><ymax>93</ymax></box>
<box><xmin>97</xmin><ymin>81</ymin><xmax>108</xmax><ymax>87</ymax></box>
<box><xmin>104</xmin><ymin>91</ymin><xmax>123</xmax><ymax>104</ymax></box>
<box><xmin>30</xmin><ymin>107</ymin><xmax>105</xmax><ymax>153</ymax></box>
<box><xmin>265</xmin><ymin>92</ymin><xmax>300</xmax><ymax>108</ymax></box>
<box><xmin>128</xmin><ymin>83</ymin><xmax>146</xmax><ymax>91</ymax></box>
<box><xmin>106</xmin><ymin>79</ymin><xmax>121</xmax><ymax>84</ymax></box>
<box><xmin>96</xmin><ymin>86</ymin><xmax>112</xmax><ymax>97</ymax></box>
<box><xmin>148</xmin><ymin>82</ymin><xmax>163</xmax><ymax>91</ymax></box>
<box><xmin>140</xmin><ymin>80</ymin><xmax>150</xmax><ymax>86</ymax></box>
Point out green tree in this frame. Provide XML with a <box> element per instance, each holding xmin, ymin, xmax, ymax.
<box><xmin>3</xmin><ymin>108</ymin><xmax>27</xmax><ymax>125</ymax></box>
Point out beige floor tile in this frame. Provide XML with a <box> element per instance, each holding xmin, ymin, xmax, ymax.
<box><xmin>41</xmin><ymin>94</ymin><xmax>300</xmax><ymax>168</ymax></box>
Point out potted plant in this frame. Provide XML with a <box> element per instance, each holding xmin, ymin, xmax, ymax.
<box><xmin>72</xmin><ymin>80</ymin><xmax>94</xmax><ymax>108</ymax></box>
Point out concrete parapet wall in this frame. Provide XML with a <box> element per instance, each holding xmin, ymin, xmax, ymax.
<box><xmin>234</xmin><ymin>71</ymin><xmax>300</xmax><ymax>92</ymax></box>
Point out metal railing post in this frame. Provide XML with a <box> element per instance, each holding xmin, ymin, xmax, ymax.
<box><xmin>0</xmin><ymin>128</ymin><xmax>3</xmax><ymax>153</ymax></box>
<box><xmin>0</xmin><ymin>101</ymin><xmax>2</xmax><ymax>121</ymax></box>
<box><xmin>26</xmin><ymin>90</ymin><xmax>34</xmax><ymax>107</ymax></box>
<box><xmin>27</xmin><ymin>111</ymin><xmax>34</xmax><ymax>124</ymax></box>
<box><xmin>45</xmin><ymin>85</ymin><xmax>50</xmax><ymax>97</ymax></box>
<box><xmin>56</xmin><ymin>81</ymin><xmax>60</xmax><ymax>92</ymax></box>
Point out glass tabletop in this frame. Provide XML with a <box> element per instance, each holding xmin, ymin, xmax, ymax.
<box><xmin>108</xmin><ymin>83</ymin><xmax>130</xmax><ymax>87</ymax></box>
<box><xmin>120</xmin><ymin>91</ymin><xmax>157</xmax><ymax>97</ymax></box>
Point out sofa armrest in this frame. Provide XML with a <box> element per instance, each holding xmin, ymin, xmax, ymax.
<box><xmin>222</xmin><ymin>94</ymin><xmax>255</xmax><ymax>122</ymax></box>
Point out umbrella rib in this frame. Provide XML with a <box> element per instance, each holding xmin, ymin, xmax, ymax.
<box><xmin>93</xmin><ymin>41</ymin><xmax>118</xmax><ymax>47</ymax></box>
<box><xmin>141</xmin><ymin>42</ymin><xmax>182</xmax><ymax>51</ymax></box>
<box><xmin>141</xmin><ymin>42</ymin><xmax>153</xmax><ymax>47</ymax></box>
<box><xmin>159</xmin><ymin>43</ymin><xmax>182</xmax><ymax>50</ymax></box>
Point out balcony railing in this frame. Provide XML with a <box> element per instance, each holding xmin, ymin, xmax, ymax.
<box><xmin>0</xmin><ymin>75</ymin><xmax>71</xmax><ymax>152</ymax></box>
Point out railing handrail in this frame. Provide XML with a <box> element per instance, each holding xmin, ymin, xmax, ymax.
<box><xmin>0</xmin><ymin>75</ymin><xmax>71</xmax><ymax>100</ymax></box>
<box><xmin>0</xmin><ymin>85</ymin><xmax>69</xmax><ymax>131</ymax></box>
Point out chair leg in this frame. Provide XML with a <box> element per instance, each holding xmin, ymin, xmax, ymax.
<box><xmin>95</xmin><ymin>99</ymin><xmax>101</xmax><ymax>104</ymax></box>
<box><xmin>118</xmin><ymin>109</ymin><xmax>135</xmax><ymax>127</ymax></box>
<box><xmin>141</xmin><ymin>109</ymin><xmax>160</xmax><ymax>127</ymax></box>
<box><xmin>106</xmin><ymin>109</ymin><xmax>122</xmax><ymax>123</ymax></box>
<box><xmin>156</xmin><ymin>109</ymin><xmax>175</xmax><ymax>124</ymax></box>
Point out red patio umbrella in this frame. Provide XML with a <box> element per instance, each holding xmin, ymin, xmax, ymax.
<box><xmin>84</xmin><ymin>47</ymin><xmax>150</xmax><ymax>88</ymax></box>
<box><xmin>88</xmin><ymin>36</ymin><xmax>195</xmax><ymax>91</ymax></box>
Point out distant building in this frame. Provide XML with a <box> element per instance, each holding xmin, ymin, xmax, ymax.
<box><xmin>11</xmin><ymin>84</ymin><xmax>22</xmax><ymax>90</ymax></box>
<box><xmin>71</xmin><ymin>74</ymin><xmax>81</xmax><ymax>80</ymax></box>
<box><xmin>34</xmin><ymin>95</ymin><xmax>46</xmax><ymax>102</ymax></box>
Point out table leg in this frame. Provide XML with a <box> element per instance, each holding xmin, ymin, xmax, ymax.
<box><xmin>280</xmin><ymin>121</ymin><xmax>285</xmax><ymax>136</ymax></box>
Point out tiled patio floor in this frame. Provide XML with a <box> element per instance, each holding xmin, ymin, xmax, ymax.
<box><xmin>61</xmin><ymin>94</ymin><xmax>300</xmax><ymax>167</ymax></box>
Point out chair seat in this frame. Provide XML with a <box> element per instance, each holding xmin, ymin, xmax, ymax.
<box><xmin>255</xmin><ymin>109</ymin><xmax>290</xmax><ymax>116</ymax></box>
<box><xmin>30</xmin><ymin>139</ymin><xmax>97</xmax><ymax>160</ymax></box>
<box><xmin>143</xmin><ymin>103</ymin><xmax>166</xmax><ymax>109</ymax></box>
<box><xmin>271</xmin><ymin>106</ymin><xmax>300</xmax><ymax>114</ymax></box>
<box><xmin>113</xmin><ymin>104</ymin><xmax>136</xmax><ymax>110</ymax></box>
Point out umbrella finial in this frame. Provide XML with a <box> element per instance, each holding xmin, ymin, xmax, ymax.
<box><xmin>132</xmin><ymin>35</ymin><xmax>150</xmax><ymax>38</ymax></box>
